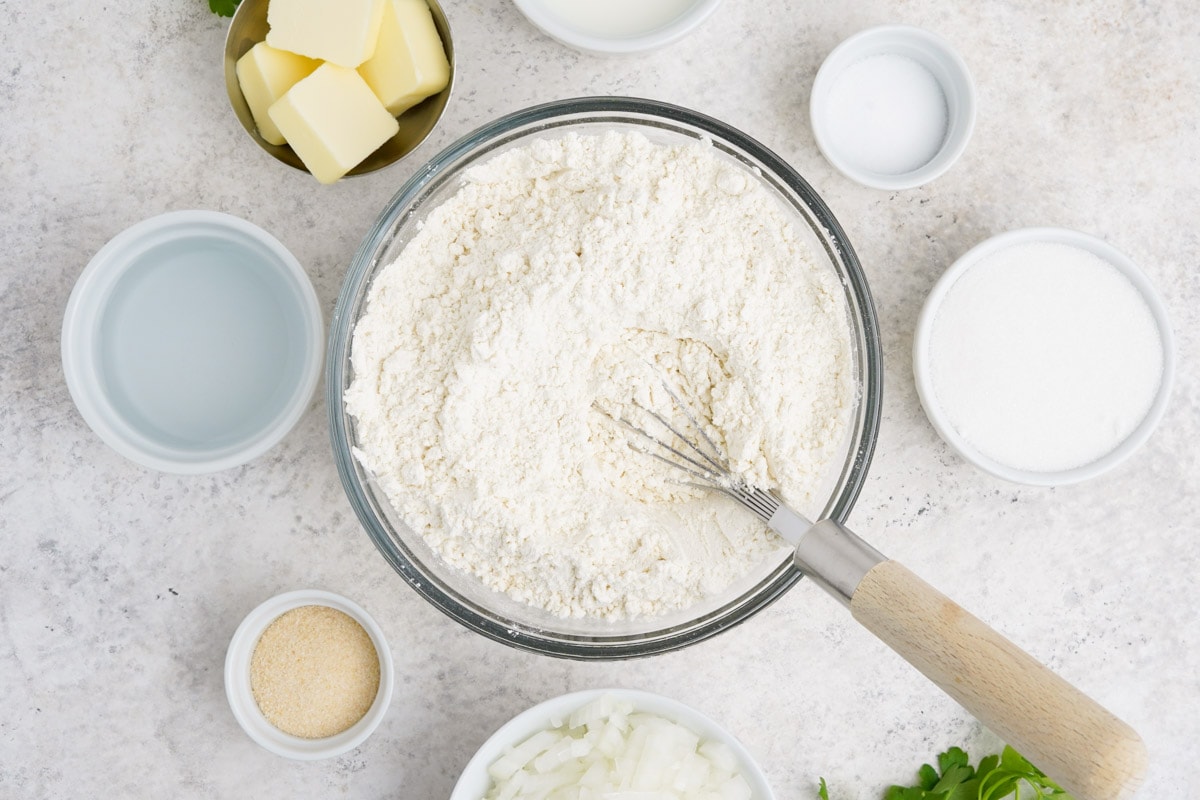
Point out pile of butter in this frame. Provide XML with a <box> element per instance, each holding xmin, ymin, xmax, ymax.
<box><xmin>236</xmin><ymin>0</ymin><xmax>450</xmax><ymax>184</ymax></box>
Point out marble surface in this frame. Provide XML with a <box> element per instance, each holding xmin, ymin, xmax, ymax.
<box><xmin>2</xmin><ymin>1</ymin><xmax>1197</xmax><ymax>797</ymax></box>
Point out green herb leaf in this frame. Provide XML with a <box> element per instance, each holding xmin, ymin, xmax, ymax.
<box><xmin>946</xmin><ymin>779</ymin><xmax>985</xmax><ymax>800</ymax></box>
<box><xmin>937</xmin><ymin>748</ymin><xmax>971</xmax><ymax>775</ymax></box>
<box><xmin>917</xmin><ymin>763</ymin><xmax>941</xmax><ymax>790</ymax></box>
<box><xmin>819</xmin><ymin>777</ymin><xmax>831</xmax><ymax>800</ymax></box>
<box><xmin>208</xmin><ymin>0</ymin><xmax>241</xmax><ymax>17</ymax></box>
<box><xmin>861</xmin><ymin>746</ymin><xmax>1077</xmax><ymax>800</ymax></box>
<box><xmin>931</xmin><ymin>763</ymin><xmax>975</xmax><ymax>793</ymax></box>
<box><xmin>979</xmin><ymin>772</ymin><xmax>1021</xmax><ymax>800</ymax></box>
<box><xmin>885</xmin><ymin>786</ymin><xmax>938</xmax><ymax>800</ymax></box>
<box><xmin>999</xmin><ymin>746</ymin><xmax>1035</xmax><ymax>774</ymax></box>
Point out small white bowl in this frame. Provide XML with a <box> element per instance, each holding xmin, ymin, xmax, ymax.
<box><xmin>61</xmin><ymin>210</ymin><xmax>323</xmax><ymax>474</ymax></box>
<box><xmin>450</xmin><ymin>688</ymin><xmax>775</xmax><ymax>799</ymax></box>
<box><xmin>224</xmin><ymin>589</ymin><xmax>395</xmax><ymax>760</ymax></box>
<box><xmin>913</xmin><ymin>227</ymin><xmax>1175</xmax><ymax>486</ymax></box>
<box><xmin>512</xmin><ymin>0</ymin><xmax>722</xmax><ymax>55</ymax></box>
<box><xmin>810</xmin><ymin>25</ymin><xmax>976</xmax><ymax>190</ymax></box>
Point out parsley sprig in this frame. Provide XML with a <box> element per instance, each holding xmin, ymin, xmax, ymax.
<box><xmin>208</xmin><ymin>0</ymin><xmax>241</xmax><ymax>17</ymax></box>
<box><xmin>819</xmin><ymin>746</ymin><xmax>1074</xmax><ymax>800</ymax></box>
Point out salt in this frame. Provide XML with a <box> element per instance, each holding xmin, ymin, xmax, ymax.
<box><xmin>928</xmin><ymin>242</ymin><xmax>1163</xmax><ymax>474</ymax></box>
<box><xmin>824</xmin><ymin>53</ymin><xmax>948</xmax><ymax>176</ymax></box>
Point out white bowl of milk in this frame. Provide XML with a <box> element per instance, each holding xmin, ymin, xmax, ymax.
<box><xmin>512</xmin><ymin>0</ymin><xmax>722</xmax><ymax>54</ymax></box>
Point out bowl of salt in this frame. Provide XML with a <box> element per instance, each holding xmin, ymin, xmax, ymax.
<box><xmin>809</xmin><ymin>25</ymin><xmax>976</xmax><ymax>190</ymax></box>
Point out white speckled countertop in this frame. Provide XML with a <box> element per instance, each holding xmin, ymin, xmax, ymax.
<box><xmin>2</xmin><ymin>1</ymin><xmax>1197</xmax><ymax>797</ymax></box>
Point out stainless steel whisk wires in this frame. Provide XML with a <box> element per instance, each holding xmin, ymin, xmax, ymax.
<box><xmin>592</xmin><ymin>375</ymin><xmax>781</xmax><ymax>523</ymax></box>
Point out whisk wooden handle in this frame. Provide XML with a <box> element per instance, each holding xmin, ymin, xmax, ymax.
<box><xmin>849</xmin><ymin>560</ymin><xmax>1148</xmax><ymax>800</ymax></box>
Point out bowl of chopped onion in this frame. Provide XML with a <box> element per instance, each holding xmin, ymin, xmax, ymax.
<box><xmin>449</xmin><ymin>688</ymin><xmax>774</xmax><ymax>799</ymax></box>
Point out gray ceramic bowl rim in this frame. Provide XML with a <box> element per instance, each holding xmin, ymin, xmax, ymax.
<box><xmin>326</xmin><ymin>96</ymin><xmax>882</xmax><ymax>660</ymax></box>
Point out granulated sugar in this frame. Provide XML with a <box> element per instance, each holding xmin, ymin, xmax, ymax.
<box><xmin>250</xmin><ymin>605</ymin><xmax>380</xmax><ymax>739</ymax></box>
<box><xmin>929</xmin><ymin>241</ymin><xmax>1163</xmax><ymax>473</ymax></box>
<box><xmin>346</xmin><ymin>130</ymin><xmax>853</xmax><ymax>620</ymax></box>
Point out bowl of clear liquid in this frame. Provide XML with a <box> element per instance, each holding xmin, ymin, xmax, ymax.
<box><xmin>62</xmin><ymin>210</ymin><xmax>323</xmax><ymax>474</ymax></box>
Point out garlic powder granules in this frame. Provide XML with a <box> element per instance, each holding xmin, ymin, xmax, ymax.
<box><xmin>250</xmin><ymin>605</ymin><xmax>380</xmax><ymax>739</ymax></box>
<box><xmin>346</xmin><ymin>130</ymin><xmax>853</xmax><ymax>620</ymax></box>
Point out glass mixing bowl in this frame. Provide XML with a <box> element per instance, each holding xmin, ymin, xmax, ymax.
<box><xmin>328</xmin><ymin>97</ymin><xmax>881</xmax><ymax>659</ymax></box>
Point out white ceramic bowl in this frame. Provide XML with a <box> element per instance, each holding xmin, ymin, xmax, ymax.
<box><xmin>913</xmin><ymin>227</ymin><xmax>1175</xmax><ymax>486</ymax></box>
<box><xmin>450</xmin><ymin>688</ymin><xmax>775</xmax><ymax>799</ymax></box>
<box><xmin>224</xmin><ymin>589</ymin><xmax>395</xmax><ymax>760</ymax></box>
<box><xmin>810</xmin><ymin>25</ymin><xmax>976</xmax><ymax>190</ymax></box>
<box><xmin>512</xmin><ymin>0</ymin><xmax>721</xmax><ymax>54</ymax></box>
<box><xmin>61</xmin><ymin>210</ymin><xmax>323</xmax><ymax>474</ymax></box>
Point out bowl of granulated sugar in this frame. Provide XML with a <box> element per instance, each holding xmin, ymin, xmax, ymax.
<box><xmin>224</xmin><ymin>589</ymin><xmax>394</xmax><ymax>759</ymax></box>
<box><xmin>914</xmin><ymin>227</ymin><xmax>1174</xmax><ymax>486</ymax></box>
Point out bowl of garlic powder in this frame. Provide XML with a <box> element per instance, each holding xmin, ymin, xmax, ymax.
<box><xmin>224</xmin><ymin>589</ymin><xmax>395</xmax><ymax>759</ymax></box>
<box><xmin>328</xmin><ymin>97</ymin><xmax>883</xmax><ymax>659</ymax></box>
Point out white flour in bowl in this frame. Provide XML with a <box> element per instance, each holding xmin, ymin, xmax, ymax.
<box><xmin>345</xmin><ymin>130</ymin><xmax>853</xmax><ymax>619</ymax></box>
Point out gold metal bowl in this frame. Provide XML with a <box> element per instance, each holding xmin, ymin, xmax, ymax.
<box><xmin>223</xmin><ymin>0</ymin><xmax>455</xmax><ymax>179</ymax></box>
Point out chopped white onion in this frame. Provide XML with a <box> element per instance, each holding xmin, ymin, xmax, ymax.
<box><xmin>483</xmin><ymin>696</ymin><xmax>756</xmax><ymax>800</ymax></box>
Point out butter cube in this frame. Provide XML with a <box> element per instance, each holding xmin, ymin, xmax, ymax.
<box><xmin>268</xmin><ymin>64</ymin><xmax>400</xmax><ymax>184</ymax></box>
<box><xmin>235</xmin><ymin>42</ymin><xmax>320</xmax><ymax>146</ymax></box>
<box><xmin>358</xmin><ymin>0</ymin><xmax>451</xmax><ymax>116</ymax></box>
<box><xmin>266</xmin><ymin>0</ymin><xmax>386</xmax><ymax>68</ymax></box>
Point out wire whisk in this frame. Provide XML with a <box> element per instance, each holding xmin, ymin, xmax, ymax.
<box><xmin>592</xmin><ymin>374</ymin><xmax>780</xmax><ymax>523</ymax></box>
